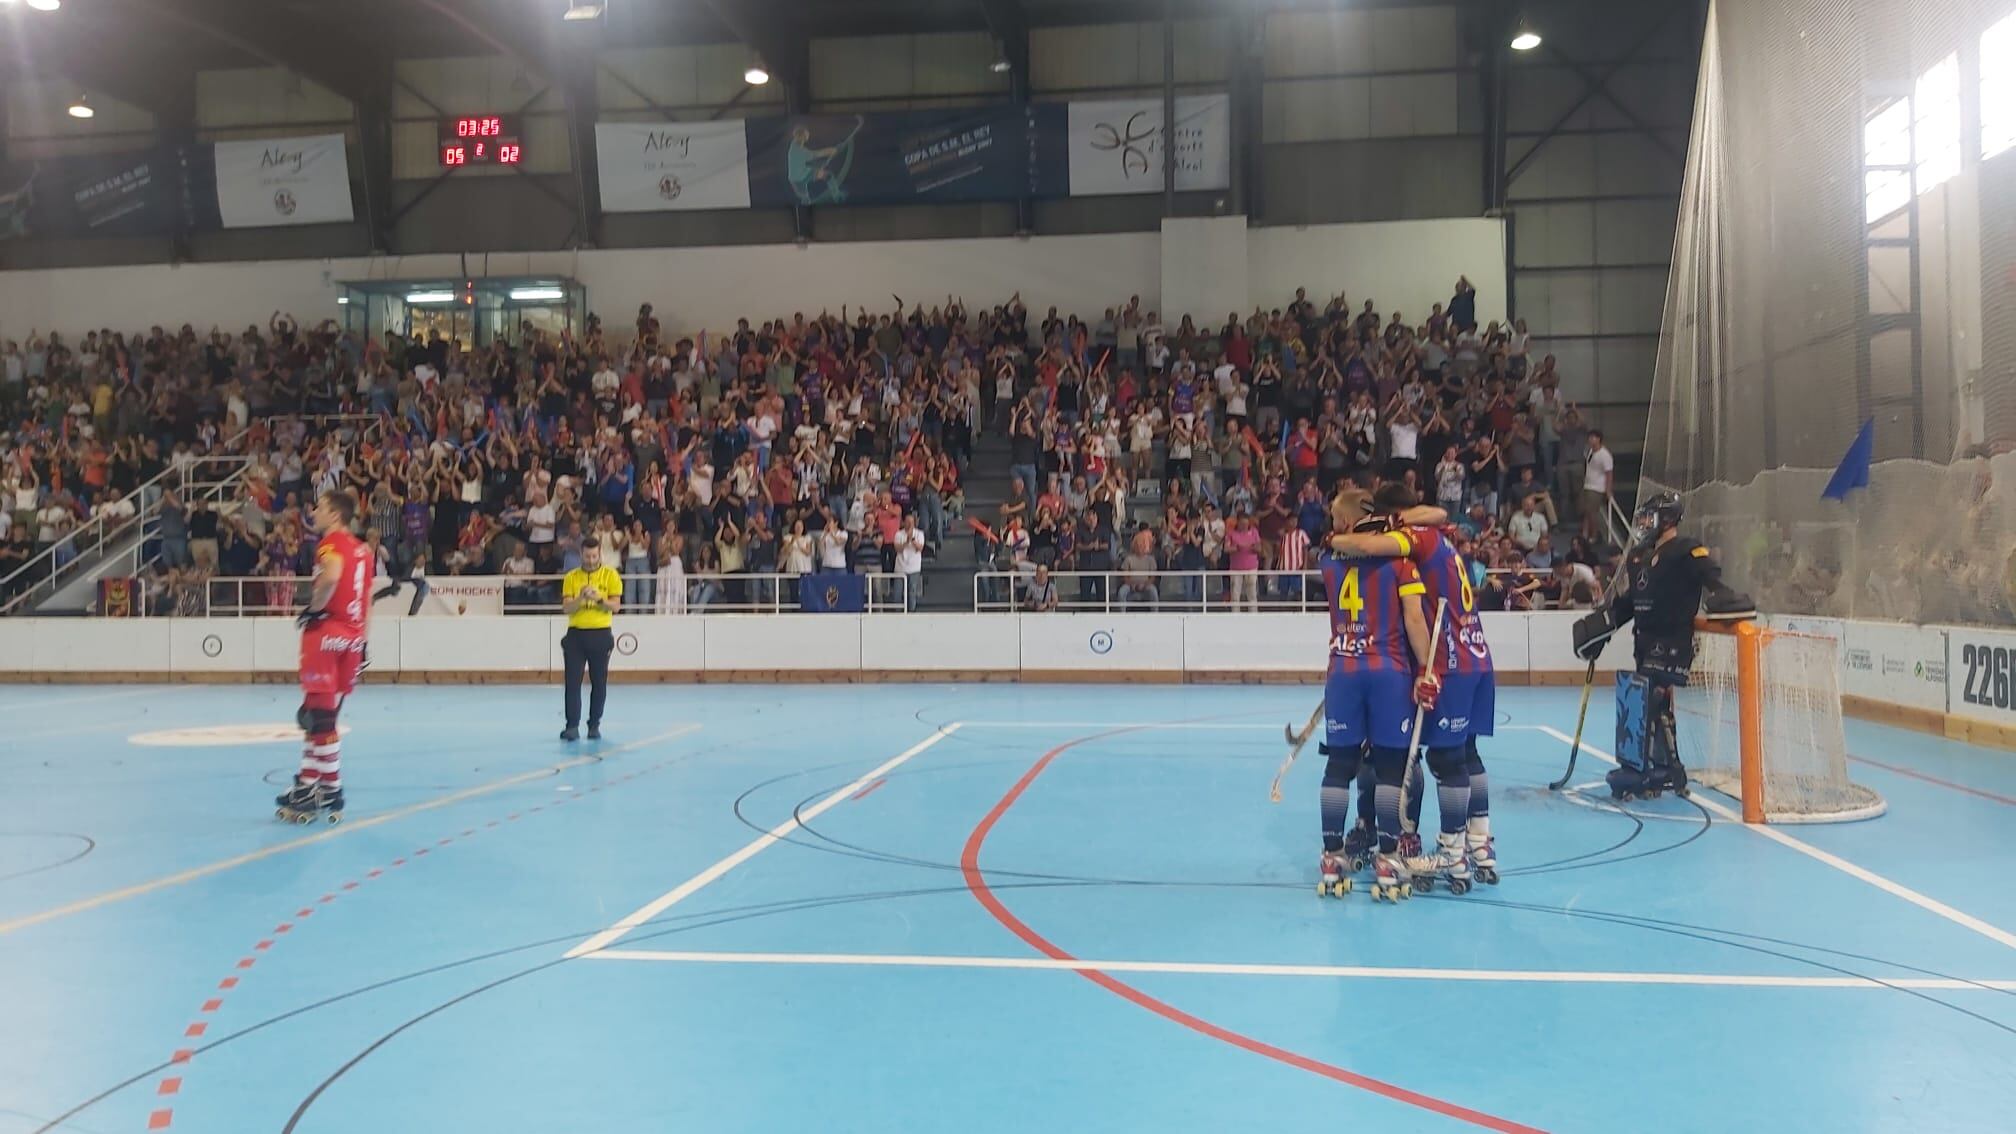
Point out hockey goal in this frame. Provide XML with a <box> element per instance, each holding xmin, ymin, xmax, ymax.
<box><xmin>1672</xmin><ymin>619</ymin><xmax>1886</xmax><ymax>824</ymax></box>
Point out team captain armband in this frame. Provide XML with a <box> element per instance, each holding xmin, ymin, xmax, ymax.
<box><xmin>1691</xmin><ymin>546</ymin><xmax>1709</xmax><ymax>558</ymax></box>
<box><xmin>1398</xmin><ymin>581</ymin><xmax>1427</xmax><ymax>597</ymax></box>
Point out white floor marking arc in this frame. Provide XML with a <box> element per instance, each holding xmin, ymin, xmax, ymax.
<box><xmin>1526</xmin><ymin>724</ymin><xmax>2016</xmax><ymax>951</ymax></box>
<box><xmin>0</xmin><ymin>723</ymin><xmax>703</xmax><ymax>938</ymax></box>
<box><xmin>563</xmin><ymin>723</ymin><xmax>964</xmax><ymax>959</ymax></box>
<box><xmin>584</xmin><ymin>949</ymin><xmax>2016</xmax><ymax>990</ymax></box>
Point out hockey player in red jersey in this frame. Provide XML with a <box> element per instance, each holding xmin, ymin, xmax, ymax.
<box><xmin>277</xmin><ymin>490</ymin><xmax>372</xmax><ymax>823</ymax></box>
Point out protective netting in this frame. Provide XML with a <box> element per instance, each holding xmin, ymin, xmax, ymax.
<box><xmin>1677</xmin><ymin>628</ymin><xmax>1886</xmax><ymax>822</ymax></box>
<box><xmin>1644</xmin><ymin>0</ymin><xmax>2016</xmax><ymax>625</ymax></box>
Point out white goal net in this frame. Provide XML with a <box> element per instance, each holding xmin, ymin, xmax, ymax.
<box><xmin>1675</xmin><ymin>626</ymin><xmax>1886</xmax><ymax>823</ymax></box>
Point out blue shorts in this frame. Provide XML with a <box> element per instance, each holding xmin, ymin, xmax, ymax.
<box><xmin>1423</xmin><ymin>671</ymin><xmax>1497</xmax><ymax>748</ymax></box>
<box><xmin>1325</xmin><ymin>669</ymin><xmax>1417</xmax><ymax>751</ymax></box>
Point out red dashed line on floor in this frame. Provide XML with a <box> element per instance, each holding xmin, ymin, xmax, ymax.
<box><xmin>140</xmin><ymin>758</ymin><xmax>679</xmax><ymax>1129</ymax></box>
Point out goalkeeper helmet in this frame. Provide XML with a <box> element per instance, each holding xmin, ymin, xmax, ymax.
<box><xmin>1632</xmin><ymin>492</ymin><xmax>1684</xmax><ymax>547</ymax></box>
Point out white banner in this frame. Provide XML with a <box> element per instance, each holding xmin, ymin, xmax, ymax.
<box><xmin>596</xmin><ymin>121</ymin><xmax>751</xmax><ymax>212</ymax></box>
<box><xmin>372</xmin><ymin>576</ymin><xmax>503</xmax><ymax>620</ymax></box>
<box><xmin>1842</xmin><ymin>620</ymin><xmax>1948</xmax><ymax>712</ymax></box>
<box><xmin>1066</xmin><ymin>94</ymin><xmax>1231</xmax><ymax>197</ymax></box>
<box><xmin>1948</xmin><ymin>625</ymin><xmax>2016</xmax><ymax>726</ymax></box>
<box><xmin>213</xmin><ymin>134</ymin><xmax>354</xmax><ymax>228</ymax></box>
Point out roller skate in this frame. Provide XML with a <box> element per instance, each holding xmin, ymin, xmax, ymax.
<box><xmin>1370</xmin><ymin>850</ymin><xmax>1413</xmax><ymax>903</ymax></box>
<box><xmin>1316</xmin><ymin>848</ymin><xmax>1353</xmax><ymax>898</ymax></box>
<box><xmin>1404</xmin><ymin>831</ymin><xmax>1474</xmax><ymax>895</ymax></box>
<box><xmin>1342</xmin><ymin>823</ymin><xmax>1379</xmax><ymax>873</ymax></box>
<box><xmin>275</xmin><ymin>780</ymin><xmax>321</xmax><ymax>825</ymax></box>
<box><xmin>1468</xmin><ymin>834</ymin><xmax>1498</xmax><ymax>886</ymax></box>
<box><xmin>320</xmin><ymin>787</ymin><xmax>345</xmax><ymax>825</ymax></box>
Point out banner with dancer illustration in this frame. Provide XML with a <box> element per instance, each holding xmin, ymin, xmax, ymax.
<box><xmin>744</xmin><ymin>107</ymin><xmax>1035</xmax><ymax>208</ymax></box>
<box><xmin>1063</xmin><ymin>94</ymin><xmax>1232</xmax><ymax>196</ymax></box>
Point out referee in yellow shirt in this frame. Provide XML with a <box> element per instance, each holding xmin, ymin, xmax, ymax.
<box><xmin>560</xmin><ymin>541</ymin><xmax>623</xmax><ymax>741</ymax></box>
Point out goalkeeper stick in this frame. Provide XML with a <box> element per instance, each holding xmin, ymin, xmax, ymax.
<box><xmin>1549</xmin><ymin>659</ymin><xmax>1599</xmax><ymax>791</ymax></box>
<box><xmin>1268</xmin><ymin>701</ymin><xmax>1325</xmax><ymax>803</ymax></box>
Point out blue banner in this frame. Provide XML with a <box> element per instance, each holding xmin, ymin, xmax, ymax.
<box><xmin>799</xmin><ymin>572</ymin><xmax>866</xmax><ymax>614</ymax></box>
<box><xmin>745</xmin><ymin>107</ymin><xmax>1040</xmax><ymax>208</ymax></box>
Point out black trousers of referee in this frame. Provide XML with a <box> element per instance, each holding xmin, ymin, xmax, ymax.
<box><xmin>562</xmin><ymin>627</ymin><xmax>614</xmax><ymax>729</ymax></box>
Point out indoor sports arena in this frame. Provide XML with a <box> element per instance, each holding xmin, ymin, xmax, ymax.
<box><xmin>2</xmin><ymin>1</ymin><xmax>2014</xmax><ymax>1131</ymax></box>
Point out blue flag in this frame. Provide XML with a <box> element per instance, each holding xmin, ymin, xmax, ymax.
<box><xmin>799</xmin><ymin>572</ymin><xmax>865</xmax><ymax>613</ymax></box>
<box><xmin>1821</xmin><ymin>418</ymin><xmax>1875</xmax><ymax>501</ymax></box>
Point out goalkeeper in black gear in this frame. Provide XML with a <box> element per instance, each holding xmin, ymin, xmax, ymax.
<box><xmin>1572</xmin><ymin>492</ymin><xmax>1754</xmax><ymax>799</ymax></box>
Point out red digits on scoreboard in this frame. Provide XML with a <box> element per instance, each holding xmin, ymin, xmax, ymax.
<box><xmin>500</xmin><ymin>144</ymin><xmax>522</xmax><ymax>164</ymax></box>
<box><xmin>443</xmin><ymin>145</ymin><xmax>467</xmax><ymax>166</ymax></box>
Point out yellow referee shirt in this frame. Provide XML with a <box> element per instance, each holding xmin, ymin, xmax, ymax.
<box><xmin>563</xmin><ymin>565</ymin><xmax>623</xmax><ymax>630</ymax></box>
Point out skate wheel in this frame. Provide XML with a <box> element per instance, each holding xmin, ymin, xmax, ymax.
<box><xmin>1416</xmin><ymin>877</ymin><xmax>1434</xmax><ymax>893</ymax></box>
<box><xmin>1451</xmin><ymin>878</ymin><xmax>1471</xmax><ymax>895</ymax></box>
<box><xmin>1333</xmin><ymin>879</ymin><xmax>1352</xmax><ymax>897</ymax></box>
<box><xmin>1675</xmin><ymin>786</ymin><xmax>1690</xmax><ymax>798</ymax></box>
<box><xmin>1398</xmin><ymin>884</ymin><xmax>1412</xmax><ymax>900</ymax></box>
<box><xmin>327</xmin><ymin>813</ymin><xmax>343</xmax><ymax>825</ymax></box>
<box><xmin>1478</xmin><ymin>867</ymin><xmax>1498</xmax><ymax>885</ymax></box>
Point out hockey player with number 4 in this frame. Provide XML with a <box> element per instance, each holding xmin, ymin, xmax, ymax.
<box><xmin>1572</xmin><ymin>492</ymin><xmax>1752</xmax><ymax>801</ymax></box>
<box><xmin>1316</xmin><ymin>484</ymin><xmax>1439</xmax><ymax>902</ymax></box>
<box><xmin>1332</xmin><ymin>499</ymin><xmax>1498</xmax><ymax>887</ymax></box>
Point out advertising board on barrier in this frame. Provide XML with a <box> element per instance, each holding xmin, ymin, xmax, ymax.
<box><xmin>371</xmin><ymin>576</ymin><xmax>503</xmax><ymax>619</ymax></box>
<box><xmin>1948</xmin><ymin>625</ymin><xmax>2016</xmax><ymax>727</ymax></box>
<box><xmin>1843</xmin><ymin>620</ymin><xmax>1948</xmax><ymax>712</ymax></box>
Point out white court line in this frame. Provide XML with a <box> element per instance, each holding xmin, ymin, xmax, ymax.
<box><xmin>564</xmin><ymin>723</ymin><xmax>963</xmax><ymax>959</ymax></box>
<box><xmin>953</xmin><ymin>721</ymin><xmax>1281</xmax><ymax>730</ymax></box>
<box><xmin>0</xmin><ymin>723</ymin><xmax>702</xmax><ymax>938</ymax></box>
<box><xmin>1526</xmin><ymin>724</ymin><xmax>2016</xmax><ymax>952</ymax></box>
<box><xmin>0</xmin><ymin>687</ymin><xmax>160</xmax><ymax>717</ymax></box>
<box><xmin>585</xmin><ymin>948</ymin><xmax>2016</xmax><ymax>991</ymax></box>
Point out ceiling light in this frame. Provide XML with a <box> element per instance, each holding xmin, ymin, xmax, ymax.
<box><xmin>561</xmin><ymin>2</ymin><xmax>604</xmax><ymax>21</ymax></box>
<box><xmin>405</xmin><ymin>291</ymin><xmax>456</xmax><ymax>304</ymax></box>
<box><xmin>744</xmin><ymin>63</ymin><xmax>770</xmax><ymax>86</ymax></box>
<box><xmin>509</xmin><ymin>287</ymin><xmax>566</xmax><ymax>302</ymax></box>
<box><xmin>27</xmin><ymin>0</ymin><xmax>64</xmax><ymax>12</ymax></box>
<box><xmin>990</xmin><ymin>56</ymin><xmax>1012</xmax><ymax>74</ymax></box>
<box><xmin>1509</xmin><ymin>23</ymin><xmax>1542</xmax><ymax>51</ymax></box>
<box><xmin>67</xmin><ymin>95</ymin><xmax>93</xmax><ymax>119</ymax></box>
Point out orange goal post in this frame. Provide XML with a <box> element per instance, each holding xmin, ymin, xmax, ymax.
<box><xmin>1675</xmin><ymin>619</ymin><xmax>1886</xmax><ymax>824</ymax></box>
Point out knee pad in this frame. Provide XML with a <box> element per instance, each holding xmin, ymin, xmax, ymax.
<box><xmin>297</xmin><ymin>703</ymin><xmax>315</xmax><ymax>731</ymax></box>
<box><xmin>1319</xmin><ymin>743</ymin><xmax>1360</xmax><ymax>787</ymax></box>
<box><xmin>1427</xmin><ymin>745</ymin><xmax>1467</xmax><ymax>781</ymax></box>
<box><xmin>308</xmin><ymin>708</ymin><xmax>339</xmax><ymax>736</ymax></box>
<box><xmin>1465</xmin><ymin>735</ymin><xmax>1486</xmax><ymax>777</ymax></box>
<box><xmin>1371</xmin><ymin>746</ymin><xmax>1409</xmax><ymax>785</ymax></box>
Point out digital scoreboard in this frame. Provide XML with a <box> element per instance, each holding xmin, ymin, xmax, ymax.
<box><xmin>439</xmin><ymin>116</ymin><xmax>524</xmax><ymax>167</ymax></box>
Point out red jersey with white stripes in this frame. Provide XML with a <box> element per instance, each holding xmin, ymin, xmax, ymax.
<box><xmin>1321</xmin><ymin>549</ymin><xmax>1424</xmax><ymax>675</ymax></box>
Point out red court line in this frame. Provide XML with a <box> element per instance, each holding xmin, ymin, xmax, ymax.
<box><xmin>959</xmin><ymin>729</ymin><xmax>1548</xmax><ymax>1134</ymax></box>
<box><xmin>850</xmin><ymin>777</ymin><xmax>889</xmax><ymax>802</ymax></box>
<box><xmin>1845</xmin><ymin>752</ymin><xmax>2016</xmax><ymax>807</ymax></box>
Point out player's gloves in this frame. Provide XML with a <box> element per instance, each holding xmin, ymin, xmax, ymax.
<box><xmin>1413</xmin><ymin>671</ymin><xmax>1442</xmax><ymax>711</ymax></box>
<box><xmin>295</xmin><ymin>607</ymin><xmax>329</xmax><ymax>631</ymax></box>
<box><xmin>1572</xmin><ymin>608</ymin><xmax>1617</xmax><ymax>661</ymax></box>
<box><xmin>1703</xmin><ymin>588</ymin><xmax>1756</xmax><ymax>621</ymax></box>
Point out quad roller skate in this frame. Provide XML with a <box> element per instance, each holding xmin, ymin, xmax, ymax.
<box><xmin>1404</xmin><ymin>832</ymin><xmax>1474</xmax><ymax>896</ymax></box>
<box><xmin>1468</xmin><ymin>835</ymin><xmax>1498</xmax><ymax>886</ymax></box>
<box><xmin>1370</xmin><ymin>851</ymin><xmax>1413</xmax><ymax>903</ymax></box>
<box><xmin>275</xmin><ymin>782</ymin><xmax>343</xmax><ymax>825</ymax></box>
<box><xmin>1342</xmin><ymin>823</ymin><xmax>1379</xmax><ymax>873</ymax></box>
<box><xmin>1316</xmin><ymin>849</ymin><xmax>1353</xmax><ymax>898</ymax></box>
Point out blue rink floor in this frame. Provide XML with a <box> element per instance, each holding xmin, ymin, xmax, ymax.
<box><xmin>3</xmin><ymin>683</ymin><xmax>2016</xmax><ymax>1134</ymax></box>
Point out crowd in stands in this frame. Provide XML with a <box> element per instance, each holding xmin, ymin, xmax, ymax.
<box><xmin>982</xmin><ymin>279</ymin><xmax>1623</xmax><ymax>611</ymax></box>
<box><xmin>1</xmin><ymin>275</ymin><xmax>1622</xmax><ymax>617</ymax></box>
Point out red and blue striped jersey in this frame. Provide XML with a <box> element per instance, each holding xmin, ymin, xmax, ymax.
<box><xmin>1404</xmin><ymin>526</ymin><xmax>1494</xmax><ymax>676</ymax></box>
<box><xmin>1321</xmin><ymin>549</ymin><xmax>1424</xmax><ymax>675</ymax></box>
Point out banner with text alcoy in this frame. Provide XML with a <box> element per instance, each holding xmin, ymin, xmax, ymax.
<box><xmin>213</xmin><ymin>134</ymin><xmax>354</xmax><ymax>228</ymax></box>
<box><xmin>596</xmin><ymin>121</ymin><xmax>752</xmax><ymax>212</ymax></box>
<box><xmin>1065</xmin><ymin>94</ymin><xmax>1232</xmax><ymax>197</ymax></box>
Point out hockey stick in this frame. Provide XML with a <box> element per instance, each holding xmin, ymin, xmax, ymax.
<box><xmin>1267</xmin><ymin>700</ymin><xmax>1326</xmax><ymax>803</ymax></box>
<box><xmin>1549</xmin><ymin>658</ymin><xmax>1599</xmax><ymax>791</ymax></box>
<box><xmin>1399</xmin><ymin>597</ymin><xmax>1452</xmax><ymax>818</ymax></box>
